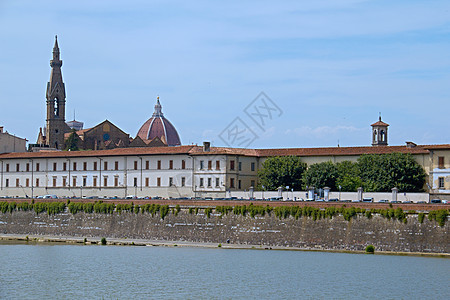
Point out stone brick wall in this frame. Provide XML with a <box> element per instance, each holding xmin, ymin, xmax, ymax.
<box><xmin>0</xmin><ymin>210</ymin><xmax>448</xmax><ymax>253</ymax></box>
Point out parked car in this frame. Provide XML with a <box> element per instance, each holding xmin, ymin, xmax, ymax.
<box><xmin>417</xmin><ymin>201</ymin><xmax>427</xmax><ymax>204</ymax></box>
<box><xmin>391</xmin><ymin>200</ymin><xmax>402</xmax><ymax>204</ymax></box>
<box><xmin>403</xmin><ymin>201</ymin><xmax>413</xmax><ymax>204</ymax></box>
<box><xmin>442</xmin><ymin>200</ymin><xmax>448</xmax><ymax>204</ymax></box>
<box><xmin>378</xmin><ymin>199</ymin><xmax>389</xmax><ymax>203</ymax></box>
<box><xmin>327</xmin><ymin>198</ymin><xmax>339</xmax><ymax>202</ymax></box>
<box><xmin>340</xmin><ymin>199</ymin><xmax>352</xmax><ymax>203</ymax></box>
<box><xmin>43</xmin><ymin>194</ymin><xmax>58</xmax><ymax>199</ymax></box>
<box><xmin>362</xmin><ymin>197</ymin><xmax>374</xmax><ymax>203</ymax></box>
<box><xmin>352</xmin><ymin>199</ymin><xmax>361</xmax><ymax>203</ymax></box>
<box><xmin>430</xmin><ymin>199</ymin><xmax>442</xmax><ymax>204</ymax></box>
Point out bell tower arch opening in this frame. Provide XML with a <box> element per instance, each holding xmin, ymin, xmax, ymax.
<box><xmin>371</xmin><ymin>114</ymin><xmax>389</xmax><ymax>146</ymax></box>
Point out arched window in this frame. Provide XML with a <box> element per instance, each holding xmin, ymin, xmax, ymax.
<box><xmin>380</xmin><ymin>130</ymin><xmax>385</xmax><ymax>142</ymax></box>
<box><xmin>373</xmin><ymin>130</ymin><xmax>378</xmax><ymax>142</ymax></box>
<box><xmin>54</xmin><ymin>98</ymin><xmax>59</xmax><ymax>117</ymax></box>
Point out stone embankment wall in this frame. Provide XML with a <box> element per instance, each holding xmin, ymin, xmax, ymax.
<box><xmin>0</xmin><ymin>210</ymin><xmax>448</xmax><ymax>253</ymax></box>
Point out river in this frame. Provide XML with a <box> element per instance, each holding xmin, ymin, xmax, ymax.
<box><xmin>0</xmin><ymin>244</ymin><xmax>448</xmax><ymax>299</ymax></box>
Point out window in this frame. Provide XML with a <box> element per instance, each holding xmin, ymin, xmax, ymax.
<box><xmin>238</xmin><ymin>180</ymin><xmax>241</xmax><ymax>189</ymax></box>
<box><xmin>216</xmin><ymin>160</ymin><xmax>220</xmax><ymax>170</ymax></box>
<box><xmin>63</xmin><ymin>162</ymin><xmax>67</xmax><ymax>171</ymax></box>
<box><xmin>73</xmin><ymin>177</ymin><xmax>77</xmax><ymax>187</ymax></box>
<box><xmin>145</xmin><ymin>160</ymin><xmax>149</xmax><ymax>170</ymax></box>
<box><xmin>6</xmin><ymin>164</ymin><xmax>9</xmax><ymax>172</ymax></box>
<box><xmin>438</xmin><ymin>177</ymin><xmax>445</xmax><ymax>189</ymax></box>
<box><xmin>83</xmin><ymin>162</ymin><xmax>87</xmax><ymax>171</ymax></box>
<box><xmin>215</xmin><ymin>178</ymin><xmax>219</xmax><ymax>187</ymax></box>
<box><xmin>93</xmin><ymin>162</ymin><xmax>98</xmax><ymax>171</ymax></box>
<box><xmin>26</xmin><ymin>163</ymin><xmax>30</xmax><ymax>172</ymax></box>
<box><xmin>104</xmin><ymin>161</ymin><xmax>108</xmax><ymax>171</ymax></box>
<box><xmin>169</xmin><ymin>160</ymin><xmax>173</xmax><ymax>169</ymax></box>
<box><xmin>208</xmin><ymin>161</ymin><xmax>212</xmax><ymax>170</ymax></box>
<box><xmin>114</xmin><ymin>177</ymin><xmax>119</xmax><ymax>187</ymax></box>
<box><xmin>16</xmin><ymin>178</ymin><xmax>20</xmax><ymax>187</ymax></box>
<box><xmin>133</xmin><ymin>178</ymin><xmax>138</xmax><ymax>187</ymax></box>
<box><xmin>181</xmin><ymin>160</ymin><xmax>186</xmax><ymax>169</ymax></box>
<box><xmin>53</xmin><ymin>162</ymin><xmax>57</xmax><ymax>171</ymax></box>
<box><xmin>157</xmin><ymin>160</ymin><xmax>161</xmax><ymax>170</ymax></box>
<box><xmin>83</xmin><ymin>177</ymin><xmax>87</xmax><ymax>187</ymax></box>
<box><xmin>181</xmin><ymin>177</ymin><xmax>185</xmax><ymax>187</ymax></box>
<box><xmin>200</xmin><ymin>160</ymin><xmax>204</xmax><ymax>170</ymax></box>
<box><xmin>169</xmin><ymin>177</ymin><xmax>173</xmax><ymax>186</ymax></box>
<box><xmin>230</xmin><ymin>160</ymin><xmax>235</xmax><ymax>171</ymax></box>
<box><xmin>251</xmin><ymin>180</ymin><xmax>255</xmax><ymax>187</ymax></box>
<box><xmin>251</xmin><ymin>162</ymin><xmax>255</xmax><ymax>171</ymax></box>
<box><xmin>115</xmin><ymin>161</ymin><xmax>119</xmax><ymax>171</ymax></box>
<box><xmin>104</xmin><ymin>176</ymin><xmax>108</xmax><ymax>187</ymax></box>
<box><xmin>26</xmin><ymin>178</ymin><xmax>29</xmax><ymax>187</ymax></box>
<box><xmin>93</xmin><ymin>177</ymin><xmax>97</xmax><ymax>187</ymax></box>
<box><xmin>134</xmin><ymin>161</ymin><xmax>138</xmax><ymax>170</ymax></box>
<box><xmin>73</xmin><ymin>162</ymin><xmax>77</xmax><ymax>171</ymax></box>
<box><xmin>230</xmin><ymin>178</ymin><xmax>235</xmax><ymax>188</ymax></box>
<box><xmin>36</xmin><ymin>163</ymin><xmax>40</xmax><ymax>172</ymax></box>
<box><xmin>62</xmin><ymin>177</ymin><xmax>67</xmax><ymax>187</ymax></box>
<box><xmin>52</xmin><ymin>177</ymin><xmax>57</xmax><ymax>187</ymax></box>
<box><xmin>36</xmin><ymin>178</ymin><xmax>39</xmax><ymax>187</ymax></box>
<box><xmin>5</xmin><ymin>179</ymin><xmax>9</xmax><ymax>187</ymax></box>
<box><xmin>207</xmin><ymin>178</ymin><xmax>211</xmax><ymax>187</ymax></box>
<box><xmin>157</xmin><ymin>177</ymin><xmax>161</xmax><ymax>187</ymax></box>
<box><xmin>200</xmin><ymin>178</ymin><xmax>204</xmax><ymax>187</ymax></box>
<box><xmin>438</xmin><ymin>157</ymin><xmax>445</xmax><ymax>169</ymax></box>
<box><xmin>16</xmin><ymin>164</ymin><xmax>20</xmax><ymax>172</ymax></box>
<box><xmin>145</xmin><ymin>178</ymin><xmax>149</xmax><ymax>187</ymax></box>
<box><xmin>238</xmin><ymin>162</ymin><xmax>242</xmax><ymax>171</ymax></box>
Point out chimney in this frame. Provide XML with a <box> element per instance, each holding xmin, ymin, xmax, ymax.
<box><xmin>406</xmin><ymin>141</ymin><xmax>417</xmax><ymax>148</ymax></box>
<box><xmin>203</xmin><ymin>141</ymin><xmax>211</xmax><ymax>152</ymax></box>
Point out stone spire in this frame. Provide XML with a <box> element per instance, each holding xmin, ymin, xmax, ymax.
<box><xmin>45</xmin><ymin>35</ymin><xmax>69</xmax><ymax>149</ymax></box>
<box><xmin>152</xmin><ymin>96</ymin><xmax>164</xmax><ymax>117</ymax></box>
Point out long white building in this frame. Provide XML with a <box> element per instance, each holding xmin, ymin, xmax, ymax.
<box><xmin>0</xmin><ymin>142</ymin><xmax>449</xmax><ymax>199</ymax></box>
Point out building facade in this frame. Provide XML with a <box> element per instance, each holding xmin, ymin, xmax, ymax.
<box><xmin>1</xmin><ymin>142</ymin><xmax>449</xmax><ymax>199</ymax></box>
<box><xmin>0</xmin><ymin>127</ymin><xmax>27</xmax><ymax>154</ymax></box>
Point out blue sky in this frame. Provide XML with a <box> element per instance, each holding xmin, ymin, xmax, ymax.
<box><xmin>0</xmin><ymin>0</ymin><xmax>449</xmax><ymax>149</ymax></box>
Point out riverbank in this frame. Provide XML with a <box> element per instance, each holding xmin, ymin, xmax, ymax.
<box><xmin>1</xmin><ymin>234</ymin><xmax>448</xmax><ymax>258</ymax></box>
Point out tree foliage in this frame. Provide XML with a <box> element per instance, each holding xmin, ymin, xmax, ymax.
<box><xmin>64</xmin><ymin>130</ymin><xmax>80</xmax><ymax>151</ymax></box>
<box><xmin>335</xmin><ymin>161</ymin><xmax>362</xmax><ymax>192</ymax></box>
<box><xmin>302</xmin><ymin>161</ymin><xmax>339</xmax><ymax>190</ymax></box>
<box><xmin>257</xmin><ymin>156</ymin><xmax>307</xmax><ymax>190</ymax></box>
<box><xmin>357</xmin><ymin>153</ymin><xmax>425</xmax><ymax>192</ymax></box>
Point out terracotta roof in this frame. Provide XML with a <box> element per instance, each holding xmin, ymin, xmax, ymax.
<box><xmin>422</xmin><ymin>144</ymin><xmax>450</xmax><ymax>150</ymax></box>
<box><xmin>0</xmin><ymin>145</ymin><xmax>195</xmax><ymax>159</ymax></box>
<box><xmin>0</xmin><ymin>144</ymin><xmax>436</xmax><ymax>160</ymax></box>
<box><xmin>256</xmin><ymin>145</ymin><xmax>428</xmax><ymax>157</ymax></box>
<box><xmin>189</xmin><ymin>146</ymin><xmax>259</xmax><ymax>157</ymax></box>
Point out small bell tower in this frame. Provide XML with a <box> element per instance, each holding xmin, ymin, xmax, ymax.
<box><xmin>45</xmin><ymin>35</ymin><xmax>70</xmax><ymax>149</ymax></box>
<box><xmin>371</xmin><ymin>114</ymin><xmax>389</xmax><ymax>146</ymax></box>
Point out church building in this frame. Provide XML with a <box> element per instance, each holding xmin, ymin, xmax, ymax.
<box><xmin>33</xmin><ymin>36</ymin><xmax>182</xmax><ymax>151</ymax></box>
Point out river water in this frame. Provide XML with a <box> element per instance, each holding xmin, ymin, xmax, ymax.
<box><xmin>0</xmin><ymin>244</ymin><xmax>448</xmax><ymax>299</ymax></box>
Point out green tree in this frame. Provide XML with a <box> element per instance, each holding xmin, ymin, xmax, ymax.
<box><xmin>64</xmin><ymin>130</ymin><xmax>80</xmax><ymax>151</ymax></box>
<box><xmin>336</xmin><ymin>161</ymin><xmax>362</xmax><ymax>192</ymax></box>
<box><xmin>357</xmin><ymin>153</ymin><xmax>425</xmax><ymax>192</ymax></box>
<box><xmin>302</xmin><ymin>161</ymin><xmax>338</xmax><ymax>190</ymax></box>
<box><xmin>257</xmin><ymin>156</ymin><xmax>307</xmax><ymax>190</ymax></box>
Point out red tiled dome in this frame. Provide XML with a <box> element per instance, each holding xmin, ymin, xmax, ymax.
<box><xmin>137</xmin><ymin>98</ymin><xmax>181</xmax><ymax>146</ymax></box>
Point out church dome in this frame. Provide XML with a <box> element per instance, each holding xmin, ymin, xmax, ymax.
<box><xmin>136</xmin><ymin>97</ymin><xmax>181</xmax><ymax>146</ymax></box>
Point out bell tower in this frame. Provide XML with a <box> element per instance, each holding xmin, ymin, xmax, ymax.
<box><xmin>371</xmin><ymin>114</ymin><xmax>389</xmax><ymax>146</ymax></box>
<box><xmin>46</xmin><ymin>35</ymin><xmax>69</xmax><ymax>149</ymax></box>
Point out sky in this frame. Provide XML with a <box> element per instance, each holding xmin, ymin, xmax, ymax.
<box><xmin>0</xmin><ymin>0</ymin><xmax>449</xmax><ymax>149</ymax></box>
